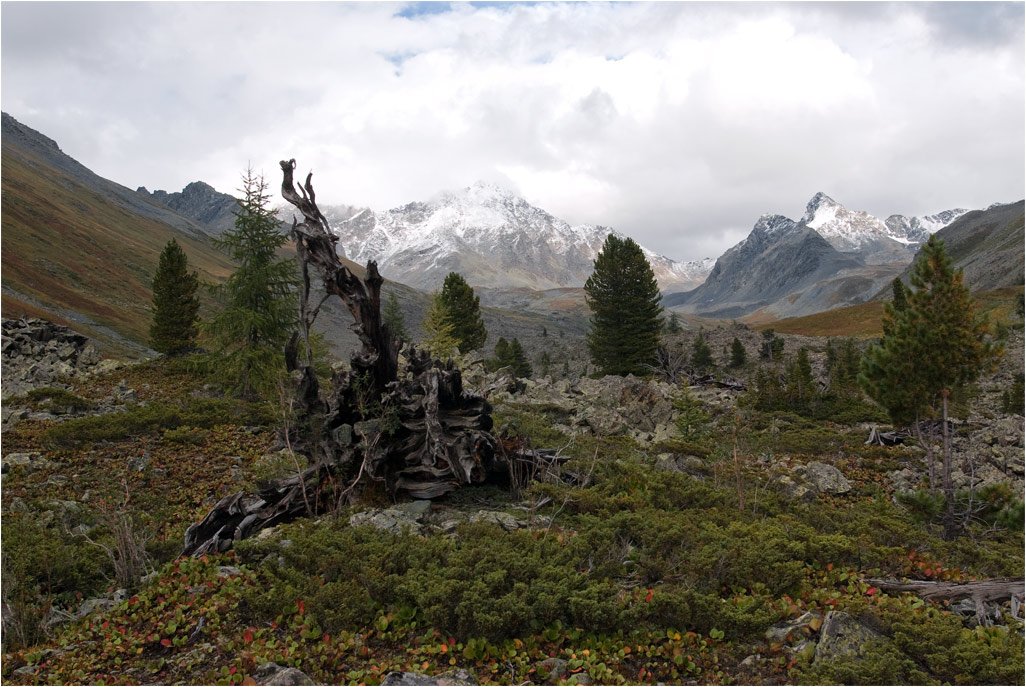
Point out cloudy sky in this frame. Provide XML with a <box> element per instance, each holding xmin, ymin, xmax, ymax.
<box><xmin>2</xmin><ymin>2</ymin><xmax>1023</xmax><ymax>261</ymax></box>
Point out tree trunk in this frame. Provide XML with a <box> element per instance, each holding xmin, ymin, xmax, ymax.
<box><xmin>941</xmin><ymin>389</ymin><xmax>957</xmax><ymax>539</ymax></box>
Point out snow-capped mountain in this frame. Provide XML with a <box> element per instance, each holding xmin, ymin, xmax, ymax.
<box><xmin>801</xmin><ymin>192</ymin><xmax>969</xmax><ymax>262</ymax></box>
<box><xmin>311</xmin><ymin>182</ymin><xmax>711</xmax><ymax>293</ymax></box>
<box><xmin>666</xmin><ymin>192</ymin><xmax>971</xmax><ymax>319</ymax></box>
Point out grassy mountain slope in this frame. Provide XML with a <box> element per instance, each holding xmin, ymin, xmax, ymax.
<box><xmin>1</xmin><ymin>130</ymin><xmax>235</xmax><ymax>354</ymax></box>
<box><xmin>760</xmin><ymin>286</ymin><xmax>1024</xmax><ymax>338</ymax></box>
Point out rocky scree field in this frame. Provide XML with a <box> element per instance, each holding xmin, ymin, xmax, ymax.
<box><xmin>1</xmin><ymin>318</ymin><xmax>1023</xmax><ymax>686</ymax></box>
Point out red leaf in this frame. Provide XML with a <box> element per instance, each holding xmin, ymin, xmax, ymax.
<box><xmin>296</xmin><ymin>599</ymin><xmax>306</xmax><ymax>616</ymax></box>
<box><xmin>160</xmin><ymin>639</ymin><xmax>172</xmax><ymax>647</ymax></box>
<box><xmin>866</xmin><ymin>587</ymin><xmax>878</xmax><ymax>596</ymax></box>
<box><xmin>323</xmin><ymin>633</ymin><xmax>331</xmax><ymax>644</ymax></box>
<box><xmin>645</xmin><ymin>588</ymin><xmax>654</xmax><ymax>603</ymax></box>
<box><xmin>230</xmin><ymin>666</ymin><xmax>237</xmax><ymax>675</ymax></box>
<box><xmin>243</xmin><ymin>628</ymin><xmax>254</xmax><ymax>644</ymax></box>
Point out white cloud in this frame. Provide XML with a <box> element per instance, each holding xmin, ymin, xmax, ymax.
<box><xmin>1</xmin><ymin>2</ymin><xmax>1022</xmax><ymax>263</ymax></box>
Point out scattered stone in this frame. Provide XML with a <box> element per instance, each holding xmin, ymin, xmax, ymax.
<box><xmin>128</xmin><ymin>453</ymin><xmax>151</xmax><ymax>472</ymax></box>
<box><xmin>798</xmin><ymin>462</ymin><xmax>852</xmax><ymax>495</ymax></box>
<box><xmin>349</xmin><ymin>507</ymin><xmax>422</xmax><ymax>535</ymax></box>
<box><xmin>380</xmin><ymin>670</ymin><xmax>475</xmax><ymax>686</ymax></box>
<box><xmin>253</xmin><ymin>662</ymin><xmax>316</xmax><ymax>686</ymax></box>
<box><xmin>396</xmin><ymin>500</ymin><xmax>433</xmax><ymax>517</ymax></box>
<box><xmin>2</xmin><ymin>452</ymin><xmax>51</xmax><ymax>473</ymax></box>
<box><xmin>217</xmin><ymin>566</ymin><xmax>241</xmax><ymax>578</ymax></box>
<box><xmin>813</xmin><ymin>611</ymin><xmax>885</xmax><ymax>663</ymax></box>
<box><xmin>537</xmin><ymin>657</ymin><xmax>568</xmax><ymax>681</ymax></box>
<box><xmin>2</xmin><ymin>318</ymin><xmax>103</xmax><ymax>400</ymax></box>
<box><xmin>75</xmin><ymin>596</ymin><xmax>117</xmax><ymax>619</ymax></box>
<box><xmin>765</xmin><ymin>610</ymin><xmax>821</xmax><ymax>643</ymax></box>
<box><xmin>467</xmin><ymin>510</ymin><xmax>524</xmax><ymax>531</ymax></box>
<box><xmin>776</xmin><ymin>462</ymin><xmax>851</xmax><ymax>500</ymax></box>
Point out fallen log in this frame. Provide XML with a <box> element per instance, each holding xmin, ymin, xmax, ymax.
<box><xmin>866</xmin><ymin>577</ymin><xmax>1025</xmax><ymax>626</ymax></box>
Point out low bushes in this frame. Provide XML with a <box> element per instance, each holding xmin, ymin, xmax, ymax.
<box><xmin>42</xmin><ymin>397</ymin><xmax>274</xmax><ymax>447</ymax></box>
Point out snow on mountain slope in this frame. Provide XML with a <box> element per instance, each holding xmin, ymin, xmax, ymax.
<box><xmin>802</xmin><ymin>192</ymin><xmax>969</xmax><ymax>260</ymax></box>
<box><xmin>315</xmin><ymin>182</ymin><xmax>712</xmax><ymax>292</ymax></box>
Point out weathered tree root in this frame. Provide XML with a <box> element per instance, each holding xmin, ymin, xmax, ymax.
<box><xmin>181</xmin><ymin>159</ymin><xmax>561</xmax><ymax>557</ymax></box>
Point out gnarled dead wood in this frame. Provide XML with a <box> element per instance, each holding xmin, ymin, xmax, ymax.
<box><xmin>866</xmin><ymin>577</ymin><xmax>1025</xmax><ymax>626</ymax></box>
<box><xmin>182</xmin><ymin>160</ymin><xmax>559</xmax><ymax>557</ymax></box>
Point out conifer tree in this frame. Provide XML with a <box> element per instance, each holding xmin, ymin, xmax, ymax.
<box><xmin>149</xmin><ymin>238</ymin><xmax>200</xmax><ymax>355</ymax></box>
<box><xmin>204</xmin><ymin>168</ymin><xmax>297</xmax><ymax>399</ymax></box>
<box><xmin>691</xmin><ymin>330</ymin><xmax>714</xmax><ymax>372</ymax></box>
<box><xmin>492</xmin><ymin>337</ymin><xmax>511</xmax><ymax>368</ymax></box>
<box><xmin>729</xmin><ymin>337</ymin><xmax>747</xmax><ymax>368</ymax></box>
<box><xmin>507</xmin><ymin>338</ymin><xmax>532</xmax><ymax>378</ymax></box>
<box><xmin>584</xmin><ymin>235</ymin><xmax>663</xmax><ymax>376</ymax></box>
<box><xmin>438</xmin><ymin>272</ymin><xmax>487</xmax><ymax>353</ymax></box>
<box><xmin>422</xmin><ymin>292</ymin><xmax>459</xmax><ymax>359</ymax></box>
<box><xmin>666</xmin><ymin>312</ymin><xmax>683</xmax><ymax>334</ymax></box>
<box><xmin>382</xmin><ymin>291</ymin><xmax>408</xmax><ymax>343</ymax></box>
<box><xmin>785</xmin><ymin>347</ymin><xmax>816</xmax><ymax>411</ymax></box>
<box><xmin>860</xmin><ymin>236</ymin><xmax>1000</xmax><ymax>537</ymax></box>
<box><xmin>539</xmin><ymin>351</ymin><xmax>552</xmax><ymax>378</ymax></box>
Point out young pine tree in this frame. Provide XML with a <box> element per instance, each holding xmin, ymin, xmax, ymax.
<box><xmin>382</xmin><ymin>291</ymin><xmax>408</xmax><ymax>343</ymax></box>
<box><xmin>149</xmin><ymin>238</ymin><xmax>200</xmax><ymax>355</ymax></box>
<box><xmin>422</xmin><ymin>292</ymin><xmax>459</xmax><ymax>359</ymax></box>
<box><xmin>691</xmin><ymin>330</ymin><xmax>714</xmax><ymax>372</ymax></box>
<box><xmin>439</xmin><ymin>272</ymin><xmax>487</xmax><ymax>353</ymax></box>
<box><xmin>508</xmin><ymin>338</ymin><xmax>532</xmax><ymax>378</ymax></box>
<box><xmin>490</xmin><ymin>337</ymin><xmax>511</xmax><ymax>371</ymax></box>
<box><xmin>204</xmin><ymin>169</ymin><xmax>297</xmax><ymax>399</ymax></box>
<box><xmin>585</xmin><ymin>235</ymin><xmax>663</xmax><ymax>376</ymax></box>
<box><xmin>665</xmin><ymin>311</ymin><xmax>683</xmax><ymax>334</ymax></box>
<box><xmin>729</xmin><ymin>337</ymin><xmax>747</xmax><ymax>368</ymax></box>
<box><xmin>860</xmin><ymin>235</ymin><xmax>1000</xmax><ymax>537</ymax></box>
<box><xmin>785</xmin><ymin>347</ymin><xmax>816</xmax><ymax>412</ymax></box>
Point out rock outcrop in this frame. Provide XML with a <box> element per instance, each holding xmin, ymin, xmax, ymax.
<box><xmin>2</xmin><ymin>318</ymin><xmax>101</xmax><ymax>398</ymax></box>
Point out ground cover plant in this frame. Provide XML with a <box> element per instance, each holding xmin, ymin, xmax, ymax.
<box><xmin>2</xmin><ymin>332</ymin><xmax>1023</xmax><ymax>685</ymax></box>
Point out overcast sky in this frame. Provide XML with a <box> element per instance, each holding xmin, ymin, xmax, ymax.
<box><xmin>2</xmin><ymin>1</ymin><xmax>1023</xmax><ymax>261</ymax></box>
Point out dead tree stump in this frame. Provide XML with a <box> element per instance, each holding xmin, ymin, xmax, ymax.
<box><xmin>182</xmin><ymin>160</ymin><xmax>551</xmax><ymax>556</ymax></box>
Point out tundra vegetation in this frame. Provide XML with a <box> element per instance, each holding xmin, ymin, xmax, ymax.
<box><xmin>1</xmin><ymin>177</ymin><xmax>1022</xmax><ymax>686</ymax></box>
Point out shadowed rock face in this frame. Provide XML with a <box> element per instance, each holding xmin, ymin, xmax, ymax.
<box><xmin>665</xmin><ymin>193</ymin><xmax>974</xmax><ymax>319</ymax></box>
<box><xmin>893</xmin><ymin>200</ymin><xmax>1025</xmax><ymax>293</ymax></box>
<box><xmin>137</xmin><ymin>181</ymin><xmax>239</xmax><ymax>237</ymax></box>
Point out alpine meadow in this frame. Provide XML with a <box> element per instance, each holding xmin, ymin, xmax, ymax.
<box><xmin>1</xmin><ymin>3</ymin><xmax>1024</xmax><ymax>686</ymax></box>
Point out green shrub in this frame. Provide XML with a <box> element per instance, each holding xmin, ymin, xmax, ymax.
<box><xmin>160</xmin><ymin>425</ymin><xmax>210</xmax><ymax>445</ymax></box>
<box><xmin>43</xmin><ymin>397</ymin><xmax>274</xmax><ymax>447</ymax></box>
<box><xmin>1</xmin><ymin>514</ymin><xmax>107</xmax><ymax>652</ymax></box>
<box><xmin>797</xmin><ymin>638</ymin><xmax>928</xmax><ymax>685</ymax></box>
<box><xmin>19</xmin><ymin>386</ymin><xmax>95</xmax><ymax>413</ymax></box>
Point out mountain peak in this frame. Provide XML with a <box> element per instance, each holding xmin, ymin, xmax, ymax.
<box><xmin>802</xmin><ymin>192</ymin><xmax>842</xmax><ymax>227</ymax></box>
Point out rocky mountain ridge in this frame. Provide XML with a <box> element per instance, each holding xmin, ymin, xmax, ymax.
<box><xmin>309</xmin><ymin>182</ymin><xmax>714</xmax><ymax>293</ymax></box>
<box><xmin>136</xmin><ymin>181</ymin><xmax>239</xmax><ymax>237</ymax></box>
<box><xmin>668</xmin><ymin>193</ymin><xmax>974</xmax><ymax>319</ymax></box>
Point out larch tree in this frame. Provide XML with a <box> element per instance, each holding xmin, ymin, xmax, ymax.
<box><xmin>438</xmin><ymin>272</ymin><xmax>487</xmax><ymax>353</ymax></box>
<box><xmin>204</xmin><ymin>168</ymin><xmax>297</xmax><ymax>399</ymax></box>
<box><xmin>584</xmin><ymin>234</ymin><xmax>664</xmax><ymax>376</ymax></box>
<box><xmin>382</xmin><ymin>291</ymin><xmax>408</xmax><ymax>343</ymax></box>
<box><xmin>149</xmin><ymin>238</ymin><xmax>200</xmax><ymax>355</ymax></box>
<box><xmin>422</xmin><ymin>292</ymin><xmax>459</xmax><ymax>359</ymax></box>
<box><xmin>729</xmin><ymin>337</ymin><xmax>747</xmax><ymax>368</ymax></box>
<box><xmin>860</xmin><ymin>235</ymin><xmax>1000</xmax><ymax>537</ymax></box>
